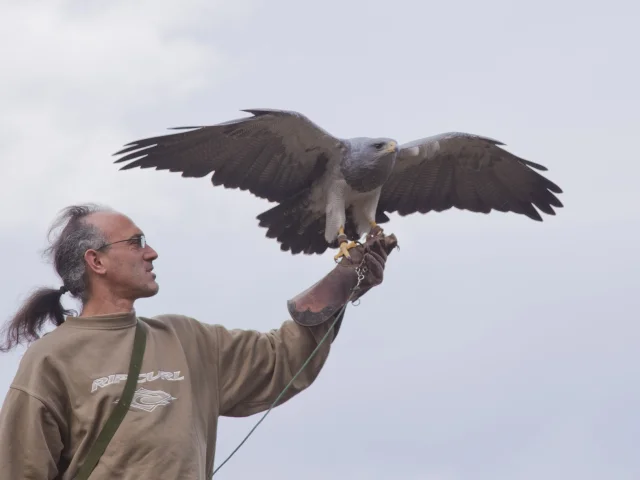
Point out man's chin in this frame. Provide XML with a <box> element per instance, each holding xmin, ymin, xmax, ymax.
<box><xmin>139</xmin><ymin>282</ymin><xmax>160</xmax><ymax>298</ymax></box>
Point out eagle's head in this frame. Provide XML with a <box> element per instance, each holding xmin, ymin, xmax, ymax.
<box><xmin>348</xmin><ymin>137</ymin><xmax>398</xmax><ymax>164</ymax></box>
<box><xmin>368</xmin><ymin>138</ymin><xmax>398</xmax><ymax>157</ymax></box>
<box><xmin>341</xmin><ymin>137</ymin><xmax>399</xmax><ymax>192</ymax></box>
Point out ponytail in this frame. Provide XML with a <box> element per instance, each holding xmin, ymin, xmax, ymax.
<box><xmin>0</xmin><ymin>286</ymin><xmax>74</xmax><ymax>352</ymax></box>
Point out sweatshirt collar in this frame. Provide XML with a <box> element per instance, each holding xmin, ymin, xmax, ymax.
<box><xmin>63</xmin><ymin>310</ymin><xmax>138</xmax><ymax>330</ymax></box>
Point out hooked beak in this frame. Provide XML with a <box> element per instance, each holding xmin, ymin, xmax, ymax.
<box><xmin>385</xmin><ymin>141</ymin><xmax>398</xmax><ymax>153</ymax></box>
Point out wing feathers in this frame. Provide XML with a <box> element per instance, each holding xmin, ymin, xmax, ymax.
<box><xmin>113</xmin><ymin>109</ymin><xmax>343</xmax><ymax>203</ymax></box>
<box><xmin>379</xmin><ymin>133</ymin><xmax>563</xmax><ymax>221</ymax></box>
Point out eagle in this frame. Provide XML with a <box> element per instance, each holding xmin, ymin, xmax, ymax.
<box><xmin>113</xmin><ymin>108</ymin><xmax>563</xmax><ymax>259</ymax></box>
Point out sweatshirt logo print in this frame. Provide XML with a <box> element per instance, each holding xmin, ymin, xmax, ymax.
<box><xmin>91</xmin><ymin>370</ymin><xmax>185</xmax><ymax>393</ymax></box>
<box><xmin>130</xmin><ymin>387</ymin><xmax>177</xmax><ymax>412</ymax></box>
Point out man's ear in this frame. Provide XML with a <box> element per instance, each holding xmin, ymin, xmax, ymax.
<box><xmin>84</xmin><ymin>249</ymin><xmax>107</xmax><ymax>276</ymax></box>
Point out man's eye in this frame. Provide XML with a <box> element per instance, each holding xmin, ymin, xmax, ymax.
<box><xmin>130</xmin><ymin>235</ymin><xmax>146</xmax><ymax>248</ymax></box>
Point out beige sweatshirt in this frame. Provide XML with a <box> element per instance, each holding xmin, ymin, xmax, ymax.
<box><xmin>0</xmin><ymin>310</ymin><xmax>336</xmax><ymax>479</ymax></box>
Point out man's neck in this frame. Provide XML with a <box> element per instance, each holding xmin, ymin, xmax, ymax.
<box><xmin>80</xmin><ymin>297</ymin><xmax>135</xmax><ymax>318</ymax></box>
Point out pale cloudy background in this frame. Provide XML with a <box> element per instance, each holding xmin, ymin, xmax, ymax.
<box><xmin>1</xmin><ymin>1</ymin><xmax>638</xmax><ymax>478</ymax></box>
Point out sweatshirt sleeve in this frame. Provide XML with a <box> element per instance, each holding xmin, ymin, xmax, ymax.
<box><xmin>214</xmin><ymin>312</ymin><xmax>341</xmax><ymax>417</ymax></box>
<box><xmin>0</xmin><ymin>387</ymin><xmax>64</xmax><ymax>479</ymax></box>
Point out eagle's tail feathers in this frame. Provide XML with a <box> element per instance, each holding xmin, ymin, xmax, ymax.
<box><xmin>256</xmin><ymin>191</ymin><xmax>360</xmax><ymax>255</ymax></box>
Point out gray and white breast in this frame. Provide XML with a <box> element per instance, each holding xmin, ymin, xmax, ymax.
<box><xmin>340</xmin><ymin>137</ymin><xmax>399</xmax><ymax>193</ymax></box>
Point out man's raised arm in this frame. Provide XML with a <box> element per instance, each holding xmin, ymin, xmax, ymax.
<box><xmin>214</xmin><ymin>232</ymin><xmax>396</xmax><ymax>417</ymax></box>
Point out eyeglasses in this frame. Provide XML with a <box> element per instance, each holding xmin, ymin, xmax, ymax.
<box><xmin>97</xmin><ymin>234</ymin><xmax>147</xmax><ymax>251</ymax></box>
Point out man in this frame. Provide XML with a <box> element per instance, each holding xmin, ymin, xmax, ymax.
<box><xmin>0</xmin><ymin>203</ymin><xmax>393</xmax><ymax>479</ymax></box>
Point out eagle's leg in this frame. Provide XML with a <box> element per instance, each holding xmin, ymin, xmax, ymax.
<box><xmin>333</xmin><ymin>226</ymin><xmax>358</xmax><ymax>261</ymax></box>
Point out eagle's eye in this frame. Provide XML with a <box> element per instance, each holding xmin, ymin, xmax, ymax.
<box><xmin>373</xmin><ymin>142</ymin><xmax>385</xmax><ymax>150</ymax></box>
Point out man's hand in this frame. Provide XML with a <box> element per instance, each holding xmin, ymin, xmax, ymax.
<box><xmin>340</xmin><ymin>227</ymin><xmax>396</xmax><ymax>302</ymax></box>
<box><xmin>287</xmin><ymin>230</ymin><xmax>398</xmax><ymax>327</ymax></box>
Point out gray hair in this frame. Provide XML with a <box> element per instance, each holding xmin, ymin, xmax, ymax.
<box><xmin>0</xmin><ymin>203</ymin><xmax>113</xmax><ymax>352</ymax></box>
<box><xmin>43</xmin><ymin>203</ymin><xmax>113</xmax><ymax>303</ymax></box>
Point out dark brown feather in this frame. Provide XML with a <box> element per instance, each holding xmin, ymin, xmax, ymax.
<box><xmin>113</xmin><ymin>109</ymin><xmax>342</xmax><ymax>204</ymax></box>
<box><xmin>379</xmin><ymin>133</ymin><xmax>563</xmax><ymax>222</ymax></box>
<box><xmin>257</xmin><ymin>192</ymin><xmax>389</xmax><ymax>255</ymax></box>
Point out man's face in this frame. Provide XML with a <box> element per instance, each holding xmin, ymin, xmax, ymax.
<box><xmin>87</xmin><ymin>212</ymin><xmax>159</xmax><ymax>300</ymax></box>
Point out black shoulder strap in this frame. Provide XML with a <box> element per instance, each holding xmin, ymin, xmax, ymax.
<box><xmin>73</xmin><ymin>318</ymin><xmax>147</xmax><ymax>480</ymax></box>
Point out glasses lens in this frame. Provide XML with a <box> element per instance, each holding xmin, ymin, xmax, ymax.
<box><xmin>139</xmin><ymin>235</ymin><xmax>146</xmax><ymax>248</ymax></box>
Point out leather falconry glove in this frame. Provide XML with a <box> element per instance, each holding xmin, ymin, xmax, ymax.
<box><xmin>287</xmin><ymin>228</ymin><xmax>398</xmax><ymax>333</ymax></box>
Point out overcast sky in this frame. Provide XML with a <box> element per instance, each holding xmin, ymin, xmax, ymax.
<box><xmin>1</xmin><ymin>1</ymin><xmax>638</xmax><ymax>479</ymax></box>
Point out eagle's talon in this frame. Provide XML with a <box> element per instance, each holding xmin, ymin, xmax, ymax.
<box><xmin>334</xmin><ymin>241</ymin><xmax>357</xmax><ymax>261</ymax></box>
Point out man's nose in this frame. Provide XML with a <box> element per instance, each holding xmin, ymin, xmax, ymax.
<box><xmin>144</xmin><ymin>245</ymin><xmax>158</xmax><ymax>260</ymax></box>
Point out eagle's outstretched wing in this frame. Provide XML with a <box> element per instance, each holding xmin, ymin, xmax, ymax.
<box><xmin>378</xmin><ymin>132</ymin><xmax>563</xmax><ymax>221</ymax></box>
<box><xmin>113</xmin><ymin>109</ymin><xmax>344</xmax><ymax>203</ymax></box>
